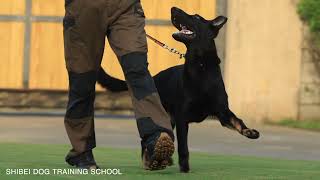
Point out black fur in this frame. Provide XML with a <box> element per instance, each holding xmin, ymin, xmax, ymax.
<box><xmin>98</xmin><ymin>7</ymin><xmax>260</xmax><ymax>172</ymax></box>
<box><xmin>97</xmin><ymin>68</ymin><xmax>128</xmax><ymax>92</ymax></box>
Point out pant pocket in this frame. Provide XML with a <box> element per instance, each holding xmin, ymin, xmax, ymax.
<box><xmin>63</xmin><ymin>24</ymin><xmax>88</xmax><ymax>72</ymax></box>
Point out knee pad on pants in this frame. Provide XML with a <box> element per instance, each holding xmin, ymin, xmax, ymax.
<box><xmin>119</xmin><ymin>52</ymin><xmax>157</xmax><ymax>100</ymax></box>
<box><xmin>66</xmin><ymin>71</ymin><xmax>97</xmax><ymax>119</ymax></box>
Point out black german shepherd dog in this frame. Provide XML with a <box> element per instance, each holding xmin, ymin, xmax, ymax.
<box><xmin>97</xmin><ymin>7</ymin><xmax>260</xmax><ymax>172</ymax></box>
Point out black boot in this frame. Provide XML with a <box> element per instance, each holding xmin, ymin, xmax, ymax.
<box><xmin>65</xmin><ymin>150</ymin><xmax>99</xmax><ymax>169</ymax></box>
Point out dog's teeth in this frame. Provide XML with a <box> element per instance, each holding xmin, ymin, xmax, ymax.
<box><xmin>180</xmin><ymin>29</ymin><xmax>193</xmax><ymax>35</ymax></box>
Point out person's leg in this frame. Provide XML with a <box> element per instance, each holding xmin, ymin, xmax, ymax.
<box><xmin>119</xmin><ymin>53</ymin><xmax>174</xmax><ymax>137</ymax></box>
<box><xmin>63</xmin><ymin>0</ymin><xmax>106</xmax><ymax>168</ymax></box>
<box><xmin>107</xmin><ymin>0</ymin><xmax>174</xmax><ymax>170</ymax></box>
<box><xmin>64</xmin><ymin>71</ymin><xmax>98</xmax><ymax>168</ymax></box>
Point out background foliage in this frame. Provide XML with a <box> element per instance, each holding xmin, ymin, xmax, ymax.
<box><xmin>298</xmin><ymin>0</ymin><xmax>320</xmax><ymax>45</ymax></box>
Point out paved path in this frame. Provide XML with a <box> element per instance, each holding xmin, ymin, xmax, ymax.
<box><xmin>1</xmin><ymin>116</ymin><xmax>320</xmax><ymax>161</ymax></box>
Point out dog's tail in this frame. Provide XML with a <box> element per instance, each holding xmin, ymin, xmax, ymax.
<box><xmin>97</xmin><ymin>67</ymin><xmax>128</xmax><ymax>92</ymax></box>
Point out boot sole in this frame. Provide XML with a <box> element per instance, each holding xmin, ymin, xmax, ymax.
<box><xmin>149</xmin><ymin>133</ymin><xmax>175</xmax><ymax>170</ymax></box>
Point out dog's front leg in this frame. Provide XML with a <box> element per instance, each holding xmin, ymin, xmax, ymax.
<box><xmin>216</xmin><ymin>109</ymin><xmax>260</xmax><ymax>139</ymax></box>
<box><xmin>176</xmin><ymin>115</ymin><xmax>190</xmax><ymax>173</ymax></box>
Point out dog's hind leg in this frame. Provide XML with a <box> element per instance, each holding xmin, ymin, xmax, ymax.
<box><xmin>216</xmin><ymin>109</ymin><xmax>260</xmax><ymax>139</ymax></box>
<box><xmin>175</xmin><ymin>115</ymin><xmax>190</xmax><ymax>173</ymax></box>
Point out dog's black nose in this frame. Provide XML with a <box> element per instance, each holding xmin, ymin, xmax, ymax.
<box><xmin>171</xmin><ymin>7</ymin><xmax>177</xmax><ymax>14</ymax></box>
<box><xmin>171</xmin><ymin>7</ymin><xmax>181</xmax><ymax>14</ymax></box>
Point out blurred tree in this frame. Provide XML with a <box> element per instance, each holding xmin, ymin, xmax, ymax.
<box><xmin>298</xmin><ymin>0</ymin><xmax>320</xmax><ymax>45</ymax></box>
<box><xmin>298</xmin><ymin>0</ymin><xmax>320</xmax><ymax>81</ymax></box>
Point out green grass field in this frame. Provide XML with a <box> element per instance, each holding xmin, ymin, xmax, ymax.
<box><xmin>0</xmin><ymin>143</ymin><xmax>319</xmax><ymax>180</ymax></box>
<box><xmin>269</xmin><ymin>119</ymin><xmax>320</xmax><ymax>132</ymax></box>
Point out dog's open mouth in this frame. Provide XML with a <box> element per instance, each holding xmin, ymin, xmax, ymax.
<box><xmin>172</xmin><ymin>21</ymin><xmax>196</xmax><ymax>40</ymax></box>
<box><xmin>171</xmin><ymin>7</ymin><xmax>197</xmax><ymax>41</ymax></box>
<box><xmin>174</xmin><ymin>24</ymin><xmax>194</xmax><ymax>36</ymax></box>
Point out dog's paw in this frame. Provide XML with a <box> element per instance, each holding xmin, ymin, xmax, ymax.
<box><xmin>179</xmin><ymin>159</ymin><xmax>190</xmax><ymax>173</ymax></box>
<box><xmin>179</xmin><ymin>165</ymin><xmax>190</xmax><ymax>173</ymax></box>
<box><xmin>242</xmin><ymin>129</ymin><xmax>260</xmax><ymax>139</ymax></box>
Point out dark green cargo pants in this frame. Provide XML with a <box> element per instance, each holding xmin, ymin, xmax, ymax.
<box><xmin>63</xmin><ymin>0</ymin><xmax>173</xmax><ymax>157</ymax></box>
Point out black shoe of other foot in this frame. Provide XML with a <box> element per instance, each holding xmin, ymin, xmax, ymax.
<box><xmin>65</xmin><ymin>150</ymin><xmax>99</xmax><ymax>169</ymax></box>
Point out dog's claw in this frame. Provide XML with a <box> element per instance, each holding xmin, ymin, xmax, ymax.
<box><xmin>242</xmin><ymin>129</ymin><xmax>260</xmax><ymax>139</ymax></box>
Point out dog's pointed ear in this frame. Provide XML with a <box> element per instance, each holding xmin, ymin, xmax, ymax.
<box><xmin>211</xmin><ymin>16</ymin><xmax>228</xmax><ymax>29</ymax></box>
